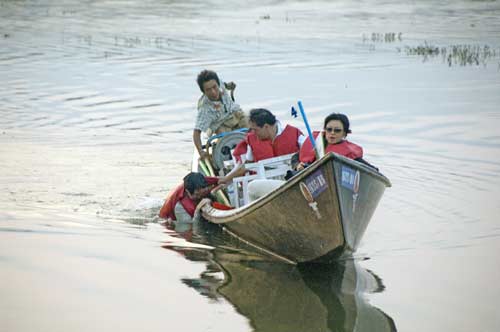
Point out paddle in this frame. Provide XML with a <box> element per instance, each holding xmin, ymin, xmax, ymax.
<box><xmin>224</xmin><ymin>81</ymin><xmax>236</xmax><ymax>102</ymax></box>
<box><xmin>199</xmin><ymin>155</ymin><xmax>231</xmax><ymax>207</ymax></box>
<box><xmin>292</xmin><ymin>100</ymin><xmax>320</xmax><ymax>160</ymax></box>
<box><xmin>199</xmin><ymin>158</ymin><xmax>211</xmax><ymax>176</ymax></box>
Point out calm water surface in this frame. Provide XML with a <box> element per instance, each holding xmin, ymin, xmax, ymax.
<box><xmin>1</xmin><ymin>1</ymin><xmax>500</xmax><ymax>331</ymax></box>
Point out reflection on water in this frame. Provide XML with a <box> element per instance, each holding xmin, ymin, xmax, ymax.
<box><xmin>195</xmin><ymin>253</ymin><xmax>395</xmax><ymax>332</ymax></box>
<box><xmin>164</xmin><ymin>221</ymin><xmax>396</xmax><ymax>332</ymax></box>
<box><xmin>2</xmin><ymin>0</ymin><xmax>500</xmax><ymax>331</ymax></box>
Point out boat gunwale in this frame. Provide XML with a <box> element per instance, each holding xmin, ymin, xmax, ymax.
<box><xmin>202</xmin><ymin>152</ymin><xmax>390</xmax><ymax>223</ymax></box>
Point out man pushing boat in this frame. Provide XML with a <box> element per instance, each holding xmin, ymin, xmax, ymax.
<box><xmin>159</xmin><ymin>172</ymin><xmax>230</xmax><ymax>223</ymax></box>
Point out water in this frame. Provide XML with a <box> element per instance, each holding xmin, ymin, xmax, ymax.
<box><xmin>1</xmin><ymin>0</ymin><xmax>500</xmax><ymax>331</ymax></box>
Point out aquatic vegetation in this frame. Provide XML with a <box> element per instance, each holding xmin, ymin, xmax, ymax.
<box><xmin>363</xmin><ymin>32</ymin><xmax>403</xmax><ymax>43</ymax></box>
<box><xmin>401</xmin><ymin>42</ymin><xmax>500</xmax><ymax>67</ymax></box>
<box><xmin>62</xmin><ymin>32</ymin><xmax>175</xmax><ymax>51</ymax></box>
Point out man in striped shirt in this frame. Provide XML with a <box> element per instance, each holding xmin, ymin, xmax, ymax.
<box><xmin>193</xmin><ymin>69</ymin><xmax>247</xmax><ymax>159</ymax></box>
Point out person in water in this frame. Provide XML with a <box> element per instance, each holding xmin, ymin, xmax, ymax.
<box><xmin>297</xmin><ymin>112</ymin><xmax>377</xmax><ymax>171</ymax></box>
<box><xmin>193</xmin><ymin>69</ymin><xmax>247</xmax><ymax>160</ymax></box>
<box><xmin>159</xmin><ymin>172</ymin><xmax>219</xmax><ymax>223</ymax></box>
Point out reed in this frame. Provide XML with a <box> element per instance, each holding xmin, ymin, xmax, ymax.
<box><xmin>401</xmin><ymin>42</ymin><xmax>500</xmax><ymax>67</ymax></box>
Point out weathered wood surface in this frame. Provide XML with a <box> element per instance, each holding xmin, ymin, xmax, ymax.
<box><xmin>201</xmin><ymin>153</ymin><xmax>391</xmax><ymax>263</ymax></box>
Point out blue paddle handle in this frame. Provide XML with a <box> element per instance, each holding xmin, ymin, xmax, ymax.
<box><xmin>297</xmin><ymin>101</ymin><xmax>318</xmax><ymax>156</ymax></box>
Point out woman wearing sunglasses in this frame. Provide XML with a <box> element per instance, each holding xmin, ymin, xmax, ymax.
<box><xmin>296</xmin><ymin>113</ymin><xmax>364</xmax><ymax>171</ymax></box>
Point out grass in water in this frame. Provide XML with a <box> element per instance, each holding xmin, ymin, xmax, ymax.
<box><xmin>401</xmin><ymin>42</ymin><xmax>500</xmax><ymax>67</ymax></box>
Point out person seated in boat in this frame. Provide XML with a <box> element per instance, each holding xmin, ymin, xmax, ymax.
<box><xmin>220</xmin><ymin>108</ymin><xmax>306</xmax><ymax>201</ymax></box>
<box><xmin>193</xmin><ymin>69</ymin><xmax>247</xmax><ymax>160</ymax></box>
<box><xmin>220</xmin><ymin>108</ymin><xmax>305</xmax><ymax>182</ymax></box>
<box><xmin>159</xmin><ymin>172</ymin><xmax>221</xmax><ymax>223</ymax></box>
<box><xmin>297</xmin><ymin>112</ymin><xmax>377</xmax><ymax>171</ymax></box>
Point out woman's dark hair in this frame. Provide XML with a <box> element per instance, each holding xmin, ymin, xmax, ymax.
<box><xmin>323</xmin><ymin>113</ymin><xmax>352</xmax><ymax>134</ymax></box>
<box><xmin>249</xmin><ymin>108</ymin><xmax>277</xmax><ymax>127</ymax></box>
<box><xmin>183</xmin><ymin>172</ymin><xmax>208</xmax><ymax>194</ymax></box>
<box><xmin>196</xmin><ymin>70</ymin><xmax>220</xmax><ymax>92</ymax></box>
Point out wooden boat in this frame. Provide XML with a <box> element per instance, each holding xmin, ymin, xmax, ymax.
<box><xmin>200</xmin><ymin>151</ymin><xmax>392</xmax><ymax>264</ymax></box>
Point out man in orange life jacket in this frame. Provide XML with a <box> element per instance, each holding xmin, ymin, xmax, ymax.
<box><xmin>220</xmin><ymin>108</ymin><xmax>305</xmax><ymax>184</ymax></box>
<box><xmin>159</xmin><ymin>172</ymin><xmax>219</xmax><ymax>223</ymax></box>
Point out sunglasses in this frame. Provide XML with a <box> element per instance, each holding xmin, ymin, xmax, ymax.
<box><xmin>325</xmin><ymin>127</ymin><xmax>343</xmax><ymax>133</ymax></box>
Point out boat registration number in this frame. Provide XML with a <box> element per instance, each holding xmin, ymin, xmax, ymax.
<box><xmin>304</xmin><ymin>169</ymin><xmax>328</xmax><ymax>199</ymax></box>
<box><xmin>341</xmin><ymin>166</ymin><xmax>360</xmax><ymax>193</ymax></box>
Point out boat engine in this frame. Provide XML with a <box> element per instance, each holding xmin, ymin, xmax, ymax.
<box><xmin>209</xmin><ymin>130</ymin><xmax>247</xmax><ymax>173</ymax></box>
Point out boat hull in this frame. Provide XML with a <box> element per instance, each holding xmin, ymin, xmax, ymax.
<box><xmin>201</xmin><ymin>153</ymin><xmax>391</xmax><ymax>264</ymax></box>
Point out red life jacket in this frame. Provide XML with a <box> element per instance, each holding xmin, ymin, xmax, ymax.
<box><xmin>158</xmin><ymin>176</ymin><xmax>218</xmax><ymax>220</ymax></box>
<box><xmin>232</xmin><ymin>139</ymin><xmax>248</xmax><ymax>163</ymax></box>
<box><xmin>212</xmin><ymin>201</ymin><xmax>234</xmax><ymax>210</ymax></box>
<box><xmin>299</xmin><ymin>131</ymin><xmax>363</xmax><ymax>163</ymax></box>
<box><xmin>234</xmin><ymin>125</ymin><xmax>302</xmax><ymax>162</ymax></box>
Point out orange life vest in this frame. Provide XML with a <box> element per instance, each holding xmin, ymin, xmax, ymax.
<box><xmin>158</xmin><ymin>176</ymin><xmax>219</xmax><ymax>220</ymax></box>
<box><xmin>299</xmin><ymin>131</ymin><xmax>363</xmax><ymax>163</ymax></box>
<box><xmin>233</xmin><ymin>125</ymin><xmax>303</xmax><ymax>162</ymax></box>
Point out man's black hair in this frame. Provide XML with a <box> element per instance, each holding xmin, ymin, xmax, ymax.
<box><xmin>183</xmin><ymin>172</ymin><xmax>208</xmax><ymax>194</ymax></box>
<box><xmin>196</xmin><ymin>70</ymin><xmax>220</xmax><ymax>93</ymax></box>
<box><xmin>323</xmin><ymin>113</ymin><xmax>352</xmax><ymax>134</ymax></box>
<box><xmin>249</xmin><ymin>108</ymin><xmax>277</xmax><ymax>127</ymax></box>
